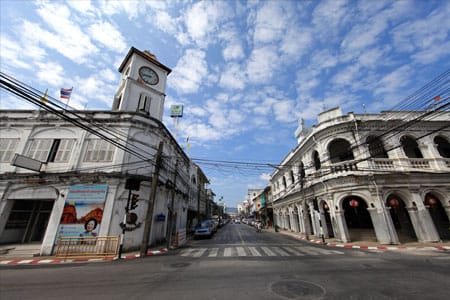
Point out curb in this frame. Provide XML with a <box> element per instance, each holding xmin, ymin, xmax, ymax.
<box><xmin>0</xmin><ymin>248</ymin><xmax>168</xmax><ymax>266</ymax></box>
<box><xmin>287</xmin><ymin>233</ymin><xmax>450</xmax><ymax>252</ymax></box>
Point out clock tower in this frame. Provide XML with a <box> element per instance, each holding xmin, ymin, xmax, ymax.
<box><xmin>113</xmin><ymin>47</ymin><xmax>172</xmax><ymax>121</ymax></box>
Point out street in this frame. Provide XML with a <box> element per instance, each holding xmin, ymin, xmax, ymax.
<box><xmin>1</xmin><ymin>223</ymin><xmax>449</xmax><ymax>300</ymax></box>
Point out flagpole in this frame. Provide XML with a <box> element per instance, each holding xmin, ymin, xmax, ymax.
<box><xmin>65</xmin><ymin>86</ymin><xmax>73</xmax><ymax>110</ymax></box>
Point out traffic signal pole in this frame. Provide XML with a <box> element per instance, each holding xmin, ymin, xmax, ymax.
<box><xmin>118</xmin><ymin>189</ymin><xmax>132</xmax><ymax>259</ymax></box>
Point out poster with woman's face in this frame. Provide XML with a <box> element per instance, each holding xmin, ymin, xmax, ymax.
<box><xmin>55</xmin><ymin>185</ymin><xmax>108</xmax><ymax>243</ymax></box>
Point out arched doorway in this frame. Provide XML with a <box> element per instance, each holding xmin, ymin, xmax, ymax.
<box><xmin>322</xmin><ymin>202</ymin><xmax>334</xmax><ymax>238</ymax></box>
<box><xmin>424</xmin><ymin>193</ymin><xmax>450</xmax><ymax>241</ymax></box>
<box><xmin>386</xmin><ymin>195</ymin><xmax>417</xmax><ymax>243</ymax></box>
<box><xmin>343</xmin><ymin>196</ymin><xmax>376</xmax><ymax>242</ymax></box>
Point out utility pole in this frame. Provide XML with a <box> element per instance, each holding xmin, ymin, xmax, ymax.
<box><xmin>166</xmin><ymin>159</ymin><xmax>178</xmax><ymax>250</ymax></box>
<box><xmin>140</xmin><ymin>141</ymin><xmax>164</xmax><ymax>257</ymax></box>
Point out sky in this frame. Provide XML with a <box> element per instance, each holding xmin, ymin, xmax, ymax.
<box><xmin>1</xmin><ymin>0</ymin><xmax>450</xmax><ymax>209</ymax></box>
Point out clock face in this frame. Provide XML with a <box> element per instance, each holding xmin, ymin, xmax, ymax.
<box><xmin>139</xmin><ymin>66</ymin><xmax>159</xmax><ymax>85</ymax></box>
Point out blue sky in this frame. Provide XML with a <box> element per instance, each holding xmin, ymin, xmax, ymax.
<box><xmin>1</xmin><ymin>0</ymin><xmax>449</xmax><ymax>209</ymax></box>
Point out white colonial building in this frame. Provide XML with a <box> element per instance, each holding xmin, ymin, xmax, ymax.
<box><xmin>271</xmin><ymin>107</ymin><xmax>450</xmax><ymax>244</ymax></box>
<box><xmin>0</xmin><ymin>47</ymin><xmax>210</xmax><ymax>255</ymax></box>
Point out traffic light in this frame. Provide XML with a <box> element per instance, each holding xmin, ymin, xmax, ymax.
<box><xmin>130</xmin><ymin>193</ymin><xmax>139</xmax><ymax>210</ymax></box>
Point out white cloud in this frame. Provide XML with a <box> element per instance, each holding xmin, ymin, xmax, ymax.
<box><xmin>184</xmin><ymin>1</ymin><xmax>232</xmax><ymax>47</ymax></box>
<box><xmin>88</xmin><ymin>21</ymin><xmax>127</xmax><ymax>52</ymax></box>
<box><xmin>246</xmin><ymin>46</ymin><xmax>279</xmax><ymax>84</ymax></box>
<box><xmin>0</xmin><ymin>35</ymin><xmax>36</xmax><ymax>71</ymax></box>
<box><xmin>312</xmin><ymin>0</ymin><xmax>351</xmax><ymax>40</ymax></box>
<box><xmin>36</xmin><ymin>61</ymin><xmax>65</xmax><ymax>86</ymax></box>
<box><xmin>374</xmin><ymin>65</ymin><xmax>412</xmax><ymax>97</ymax></box>
<box><xmin>281</xmin><ymin>27</ymin><xmax>313</xmax><ymax>59</ymax></box>
<box><xmin>411</xmin><ymin>40</ymin><xmax>450</xmax><ymax>64</ymax></box>
<box><xmin>67</xmin><ymin>0</ymin><xmax>96</xmax><ymax>15</ymax></box>
<box><xmin>32</xmin><ymin>3</ymin><xmax>98</xmax><ymax>64</ymax></box>
<box><xmin>391</xmin><ymin>2</ymin><xmax>450</xmax><ymax>64</ymax></box>
<box><xmin>273</xmin><ymin>100</ymin><xmax>297</xmax><ymax>123</ymax></box>
<box><xmin>219</xmin><ymin>63</ymin><xmax>246</xmax><ymax>90</ymax></box>
<box><xmin>171</xmin><ymin>49</ymin><xmax>208</xmax><ymax>94</ymax></box>
<box><xmin>310</xmin><ymin>49</ymin><xmax>339</xmax><ymax>69</ymax></box>
<box><xmin>223</xmin><ymin>41</ymin><xmax>245</xmax><ymax>61</ymax></box>
<box><xmin>357</xmin><ymin>46</ymin><xmax>391</xmax><ymax>68</ymax></box>
<box><xmin>341</xmin><ymin>15</ymin><xmax>388</xmax><ymax>52</ymax></box>
<box><xmin>155</xmin><ymin>11</ymin><xmax>178</xmax><ymax>34</ymax></box>
<box><xmin>260</xmin><ymin>173</ymin><xmax>271</xmax><ymax>181</ymax></box>
<box><xmin>253</xmin><ymin>1</ymin><xmax>289</xmax><ymax>44</ymax></box>
<box><xmin>98</xmin><ymin>0</ymin><xmax>140</xmax><ymax>19</ymax></box>
<box><xmin>331</xmin><ymin>64</ymin><xmax>361</xmax><ymax>87</ymax></box>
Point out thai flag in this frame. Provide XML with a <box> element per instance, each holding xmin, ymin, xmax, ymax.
<box><xmin>60</xmin><ymin>87</ymin><xmax>73</xmax><ymax>100</ymax></box>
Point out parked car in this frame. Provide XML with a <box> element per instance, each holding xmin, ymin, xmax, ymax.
<box><xmin>194</xmin><ymin>220</ymin><xmax>214</xmax><ymax>239</ymax></box>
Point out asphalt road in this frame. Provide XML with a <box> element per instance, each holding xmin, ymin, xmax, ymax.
<box><xmin>1</xmin><ymin>223</ymin><xmax>449</xmax><ymax>300</ymax></box>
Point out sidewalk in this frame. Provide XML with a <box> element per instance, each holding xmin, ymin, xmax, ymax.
<box><xmin>275</xmin><ymin>228</ymin><xmax>450</xmax><ymax>252</ymax></box>
<box><xmin>0</xmin><ymin>245</ymin><xmax>168</xmax><ymax>266</ymax></box>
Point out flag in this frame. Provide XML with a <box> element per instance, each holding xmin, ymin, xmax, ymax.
<box><xmin>41</xmin><ymin>89</ymin><xmax>48</xmax><ymax>104</ymax></box>
<box><xmin>433</xmin><ymin>95</ymin><xmax>441</xmax><ymax>101</ymax></box>
<box><xmin>60</xmin><ymin>87</ymin><xmax>73</xmax><ymax>100</ymax></box>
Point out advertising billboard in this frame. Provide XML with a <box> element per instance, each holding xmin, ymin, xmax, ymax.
<box><xmin>55</xmin><ymin>185</ymin><xmax>108</xmax><ymax>243</ymax></box>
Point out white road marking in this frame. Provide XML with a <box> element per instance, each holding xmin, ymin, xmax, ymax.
<box><xmin>236</xmin><ymin>247</ymin><xmax>247</xmax><ymax>256</ymax></box>
<box><xmin>224</xmin><ymin>247</ymin><xmax>233</xmax><ymax>257</ymax></box>
<box><xmin>261</xmin><ymin>247</ymin><xmax>277</xmax><ymax>256</ymax></box>
<box><xmin>208</xmin><ymin>248</ymin><xmax>219</xmax><ymax>257</ymax></box>
<box><xmin>248</xmin><ymin>247</ymin><xmax>261</xmax><ymax>256</ymax></box>
<box><xmin>271</xmin><ymin>247</ymin><xmax>290</xmax><ymax>256</ymax></box>
<box><xmin>295</xmin><ymin>246</ymin><xmax>319</xmax><ymax>255</ymax></box>
<box><xmin>282</xmin><ymin>247</ymin><xmax>305</xmax><ymax>256</ymax></box>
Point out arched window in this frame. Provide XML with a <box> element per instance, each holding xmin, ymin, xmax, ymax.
<box><xmin>290</xmin><ymin>170</ymin><xmax>295</xmax><ymax>185</ymax></box>
<box><xmin>328</xmin><ymin>138</ymin><xmax>354</xmax><ymax>163</ymax></box>
<box><xmin>298</xmin><ymin>162</ymin><xmax>305</xmax><ymax>179</ymax></box>
<box><xmin>434</xmin><ymin>136</ymin><xmax>450</xmax><ymax>158</ymax></box>
<box><xmin>282</xmin><ymin>176</ymin><xmax>287</xmax><ymax>189</ymax></box>
<box><xmin>367</xmin><ymin>135</ymin><xmax>388</xmax><ymax>158</ymax></box>
<box><xmin>313</xmin><ymin>151</ymin><xmax>321</xmax><ymax>170</ymax></box>
<box><xmin>400</xmin><ymin>136</ymin><xmax>423</xmax><ymax>158</ymax></box>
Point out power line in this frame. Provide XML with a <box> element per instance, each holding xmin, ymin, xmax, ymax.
<box><xmin>1</xmin><ymin>72</ymin><xmax>159</xmax><ymax>165</ymax></box>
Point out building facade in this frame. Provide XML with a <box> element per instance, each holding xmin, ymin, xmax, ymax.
<box><xmin>0</xmin><ymin>47</ymin><xmax>210</xmax><ymax>255</ymax></box>
<box><xmin>271</xmin><ymin>107</ymin><xmax>450</xmax><ymax>244</ymax></box>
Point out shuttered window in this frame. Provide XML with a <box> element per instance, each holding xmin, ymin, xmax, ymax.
<box><xmin>0</xmin><ymin>138</ymin><xmax>19</xmax><ymax>162</ymax></box>
<box><xmin>27</xmin><ymin>139</ymin><xmax>75</xmax><ymax>163</ymax></box>
<box><xmin>83</xmin><ymin>139</ymin><xmax>115</xmax><ymax>162</ymax></box>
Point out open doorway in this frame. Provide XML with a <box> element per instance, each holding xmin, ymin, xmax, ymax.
<box><xmin>1</xmin><ymin>200</ymin><xmax>54</xmax><ymax>244</ymax></box>
<box><xmin>343</xmin><ymin>196</ymin><xmax>376</xmax><ymax>242</ymax></box>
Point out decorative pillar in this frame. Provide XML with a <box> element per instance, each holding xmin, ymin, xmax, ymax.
<box><xmin>334</xmin><ymin>210</ymin><xmax>350</xmax><ymax>243</ymax></box>
<box><xmin>409</xmin><ymin>194</ymin><xmax>440</xmax><ymax>242</ymax></box>
<box><xmin>367</xmin><ymin>207</ymin><xmax>399</xmax><ymax>244</ymax></box>
<box><xmin>296</xmin><ymin>204</ymin><xmax>305</xmax><ymax>233</ymax></box>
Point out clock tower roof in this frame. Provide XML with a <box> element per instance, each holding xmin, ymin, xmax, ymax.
<box><xmin>118</xmin><ymin>47</ymin><xmax>172</xmax><ymax>74</ymax></box>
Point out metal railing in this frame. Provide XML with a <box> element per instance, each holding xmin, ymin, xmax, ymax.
<box><xmin>55</xmin><ymin>236</ymin><xmax>120</xmax><ymax>259</ymax></box>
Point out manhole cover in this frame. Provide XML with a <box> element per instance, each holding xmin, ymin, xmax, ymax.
<box><xmin>270</xmin><ymin>280</ymin><xmax>325</xmax><ymax>299</ymax></box>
